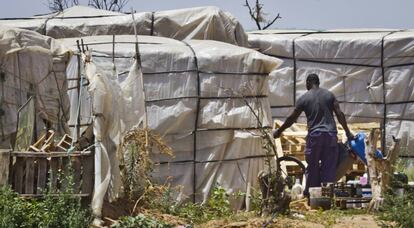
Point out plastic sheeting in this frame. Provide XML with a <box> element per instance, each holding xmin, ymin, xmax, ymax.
<box><xmin>79</xmin><ymin>52</ymin><xmax>145</xmax><ymax>219</ymax></box>
<box><xmin>0</xmin><ymin>27</ymin><xmax>70</xmax><ymax>148</ymax></box>
<box><xmin>248</xmin><ymin>29</ymin><xmax>414</xmax><ymax>154</ymax></box>
<box><xmin>0</xmin><ymin>6</ymin><xmax>248</xmax><ymax>47</ymax></box>
<box><xmin>62</xmin><ymin>35</ymin><xmax>282</xmax><ymax>206</ymax></box>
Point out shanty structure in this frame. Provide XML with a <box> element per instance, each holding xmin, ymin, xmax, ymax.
<box><xmin>61</xmin><ymin>35</ymin><xmax>282</xmax><ymax>209</ymax></box>
<box><xmin>0</xmin><ymin>6</ymin><xmax>281</xmax><ymax>221</ymax></box>
<box><xmin>0</xmin><ymin>5</ymin><xmax>248</xmax><ymax>47</ymax></box>
<box><xmin>248</xmin><ymin>29</ymin><xmax>414</xmax><ymax>156</ymax></box>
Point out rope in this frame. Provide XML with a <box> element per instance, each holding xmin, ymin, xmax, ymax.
<box><xmin>181</xmin><ymin>40</ymin><xmax>201</xmax><ymax>203</ymax></box>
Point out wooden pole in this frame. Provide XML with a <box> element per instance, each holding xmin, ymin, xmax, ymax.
<box><xmin>131</xmin><ymin>8</ymin><xmax>149</xmax><ymax>149</ymax></box>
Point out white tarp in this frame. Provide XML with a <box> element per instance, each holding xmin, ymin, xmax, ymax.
<box><xmin>61</xmin><ymin>35</ymin><xmax>281</xmax><ymax>207</ymax></box>
<box><xmin>248</xmin><ymin>29</ymin><xmax>414</xmax><ymax>154</ymax></box>
<box><xmin>80</xmin><ymin>52</ymin><xmax>145</xmax><ymax>220</ymax></box>
<box><xmin>0</xmin><ymin>6</ymin><xmax>248</xmax><ymax>47</ymax></box>
<box><xmin>0</xmin><ymin>26</ymin><xmax>70</xmax><ymax>147</ymax></box>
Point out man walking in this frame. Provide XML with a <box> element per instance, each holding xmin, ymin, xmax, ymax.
<box><xmin>273</xmin><ymin>74</ymin><xmax>353</xmax><ymax>197</ymax></box>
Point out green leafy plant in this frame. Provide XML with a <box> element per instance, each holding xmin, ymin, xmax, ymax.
<box><xmin>0</xmin><ymin>158</ymin><xmax>91</xmax><ymax>228</ymax></box>
<box><xmin>113</xmin><ymin>214</ymin><xmax>173</xmax><ymax>228</ymax></box>
<box><xmin>0</xmin><ymin>184</ymin><xmax>91</xmax><ymax>228</ymax></box>
<box><xmin>171</xmin><ymin>185</ymin><xmax>234</xmax><ymax>224</ymax></box>
<box><xmin>138</xmin><ymin>184</ymin><xmax>235</xmax><ymax>224</ymax></box>
<box><xmin>379</xmin><ymin>189</ymin><xmax>414</xmax><ymax>228</ymax></box>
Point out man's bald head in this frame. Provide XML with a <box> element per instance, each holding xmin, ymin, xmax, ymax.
<box><xmin>306</xmin><ymin>74</ymin><xmax>320</xmax><ymax>90</ymax></box>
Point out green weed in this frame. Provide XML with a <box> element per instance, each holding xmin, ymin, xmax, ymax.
<box><xmin>113</xmin><ymin>214</ymin><xmax>173</xmax><ymax>228</ymax></box>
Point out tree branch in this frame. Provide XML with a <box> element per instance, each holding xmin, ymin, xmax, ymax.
<box><xmin>243</xmin><ymin>0</ymin><xmax>281</xmax><ymax>30</ymax></box>
<box><xmin>244</xmin><ymin>0</ymin><xmax>261</xmax><ymax>30</ymax></box>
<box><xmin>263</xmin><ymin>13</ymin><xmax>282</xmax><ymax>30</ymax></box>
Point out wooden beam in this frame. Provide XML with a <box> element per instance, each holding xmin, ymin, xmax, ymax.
<box><xmin>11</xmin><ymin>151</ymin><xmax>91</xmax><ymax>157</ymax></box>
<box><xmin>275</xmin><ymin>138</ymin><xmax>287</xmax><ymax>178</ymax></box>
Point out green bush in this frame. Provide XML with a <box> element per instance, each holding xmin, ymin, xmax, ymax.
<box><xmin>379</xmin><ymin>189</ymin><xmax>414</xmax><ymax>228</ymax></box>
<box><xmin>171</xmin><ymin>185</ymin><xmax>233</xmax><ymax>224</ymax></box>
<box><xmin>0</xmin><ymin>185</ymin><xmax>91</xmax><ymax>228</ymax></box>
<box><xmin>113</xmin><ymin>214</ymin><xmax>173</xmax><ymax>228</ymax></box>
<box><xmin>141</xmin><ymin>184</ymin><xmax>234</xmax><ymax>224</ymax></box>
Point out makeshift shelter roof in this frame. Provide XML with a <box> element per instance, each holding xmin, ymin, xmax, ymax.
<box><xmin>0</xmin><ymin>6</ymin><xmax>248</xmax><ymax>47</ymax></box>
<box><xmin>248</xmin><ymin>29</ymin><xmax>414</xmax><ymax>154</ymax></box>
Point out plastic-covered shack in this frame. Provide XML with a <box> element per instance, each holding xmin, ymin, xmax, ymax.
<box><xmin>0</xmin><ymin>26</ymin><xmax>70</xmax><ymax>147</ymax></box>
<box><xmin>61</xmin><ymin>35</ymin><xmax>282</xmax><ymax>203</ymax></box>
<box><xmin>248</xmin><ymin>29</ymin><xmax>414</xmax><ymax>155</ymax></box>
<box><xmin>0</xmin><ymin>5</ymin><xmax>248</xmax><ymax>47</ymax></box>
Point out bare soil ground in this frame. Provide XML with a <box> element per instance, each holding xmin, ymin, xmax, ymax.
<box><xmin>333</xmin><ymin>214</ymin><xmax>380</xmax><ymax>228</ymax></box>
<box><xmin>101</xmin><ymin>198</ymin><xmax>388</xmax><ymax>228</ymax></box>
<box><xmin>197</xmin><ymin>212</ymin><xmax>383</xmax><ymax>228</ymax></box>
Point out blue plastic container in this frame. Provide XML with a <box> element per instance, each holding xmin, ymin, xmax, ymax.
<box><xmin>349</xmin><ymin>133</ymin><xmax>367</xmax><ymax>165</ymax></box>
<box><xmin>374</xmin><ymin>149</ymin><xmax>384</xmax><ymax>159</ymax></box>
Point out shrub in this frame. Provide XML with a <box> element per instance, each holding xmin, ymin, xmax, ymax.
<box><xmin>113</xmin><ymin>214</ymin><xmax>173</xmax><ymax>228</ymax></box>
<box><xmin>171</xmin><ymin>185</ymin><xmax>234</xmax><ymax>224</ymax></box>
<box><xmin>379</xmin><ymin>189</ymin><xmax>414</xmax><ymax>228</ymax></box>
<box><xmin>138</xmin><ymin>184</ymin><xmax>235</xmax><ymax>224</ymax></box>
<box><xmin>0</xmin><ymin>185</ymin><xmax>91</xmax><ymax>228</ymax></box>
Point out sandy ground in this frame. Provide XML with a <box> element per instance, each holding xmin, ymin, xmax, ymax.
<box><xmin>197</xmin><ymin>214</ymin><xmax>381</xmax><ymax>228</ymax></box>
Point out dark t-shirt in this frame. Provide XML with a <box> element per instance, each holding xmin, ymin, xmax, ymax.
<box><xmin>296</xmin><ymin>88</ymin><xmax>337</xmax><ymax>133</ymax></box>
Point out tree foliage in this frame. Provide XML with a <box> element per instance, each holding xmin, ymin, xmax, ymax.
<box><xmin>243</xmin><ymin>0</ymin><xmax>281</xmax><ymax>30</ymax></box>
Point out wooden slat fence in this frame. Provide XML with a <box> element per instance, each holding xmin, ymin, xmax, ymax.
<box><xmin>0</xmin><ymin>150</ymin><xmax>94</xmax><ymax>198</ymax></box>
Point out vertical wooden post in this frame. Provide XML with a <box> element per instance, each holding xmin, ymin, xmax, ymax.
<box><xmin>0</xmin><ymin>149</ymin><xmax>10</xmax><ymax>186</ymax></box>
<box><xmin>14</xmin><ymin>157</ymin><xmax>25</xmax><ymax>193</ymax></box>
<box><xmin>81</xmin><ymin>152</ymin><xmax>94</xmax><ymax>195</ymax></box>
<box><xmin>49</xmin><ymin>157</ymin><xmax>60</xmax><ymax>193</ymax></box>
<box><xmin>25</xmin><ymin>157</ymin><xmax>35</xmax><ymax>194</ymax></box>
<box><xmin>72</xmin><ymin>157</ymin><xmax>82</xmax><ymax>193</ymax></box>
<box><xmin>37</xmin><ymin>157</ymin><xmax>47</xmax><ymax>194</ymax></box>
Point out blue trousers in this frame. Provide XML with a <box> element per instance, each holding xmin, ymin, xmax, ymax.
<box><xmin>303</xmin><ymin>131</ymin><xmax>339</xmax><ymax>197</ymax></box>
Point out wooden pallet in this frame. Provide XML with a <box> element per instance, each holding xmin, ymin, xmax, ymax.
<box><xmin>1</xmin><ymin>150</ymin><xmax>94</xmax><ymax>197</ymax></box>
<box><xmin>274</xmin><ymin>121</ymin><xmax>382</xmax><ymax>178</ymax></box>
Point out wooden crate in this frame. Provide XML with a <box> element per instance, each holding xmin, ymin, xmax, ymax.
<box><xmin>5</xmin><ymin>150</ymin><xmax>94</xmax><ymax>197</ymax></box>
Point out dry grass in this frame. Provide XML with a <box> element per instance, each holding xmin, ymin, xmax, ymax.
<box><xmin>118</xmin><ymin>127</ymin><xmax>174</xmax><ymax>210</ymax></box>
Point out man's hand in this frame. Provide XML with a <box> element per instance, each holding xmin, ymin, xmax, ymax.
<box><xmin>273</xmin><ymin>128</ymin><xmax>282</xmax><ymax>138</ymax></box>
<box><xmin>346</xmin><ymin>131</ymin><xmax>355</xmax><ymax>141</ymax></box>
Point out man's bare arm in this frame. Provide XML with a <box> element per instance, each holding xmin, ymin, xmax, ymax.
<box><xmin>333</xmin><ymin>100</ymin><xmax>353</xmax><ymax>139</ymax></box>
<box><xmin>273</xmin><ymin>109</ymin><xmax>302</xmax><ymax>138</ymax></box>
